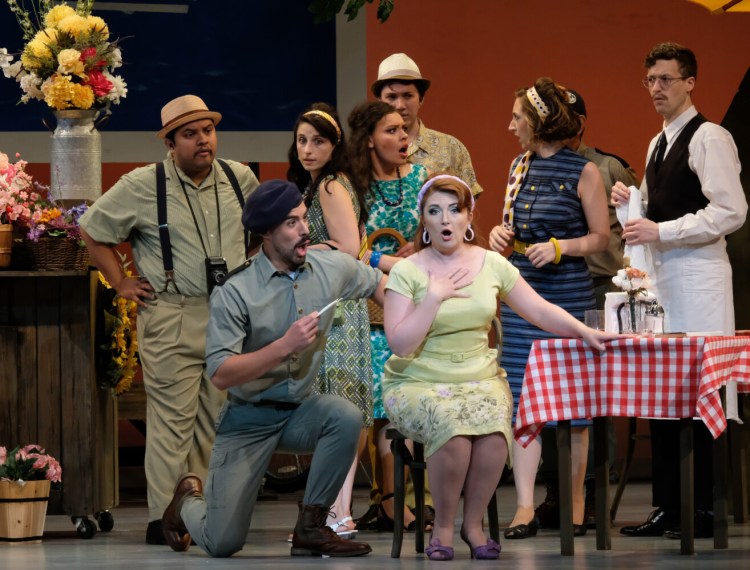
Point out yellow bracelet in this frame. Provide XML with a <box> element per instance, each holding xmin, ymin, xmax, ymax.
<box><xmin>549</xmin><ymin>237</ymin><xmax>562</xmax><ymax>264</ymax></box>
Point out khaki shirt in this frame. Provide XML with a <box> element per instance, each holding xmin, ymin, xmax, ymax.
<box><xmin>205</xmin><ymin>248</ymin><xmax>383</xmax><ymax>403</ymax></box>
<box><xmin>79</xmin><ymin>157</ymin><xmax>259</xmax><ymax>296</ymax></box>
<box><xmin>577</xmin><ymin>142</ymin><xmax>639</xmax><ymax>279</ymax></box>
<box><xmin>408</xmin><ymin>120</ymin><xmax>483</xmax><ymax>197</ymax></box>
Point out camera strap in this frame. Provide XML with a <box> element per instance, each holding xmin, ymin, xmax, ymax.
<box><xmin>155</xmin><ymin>160</ymin><xmax>247</xmax><ymax>291</ymax></box>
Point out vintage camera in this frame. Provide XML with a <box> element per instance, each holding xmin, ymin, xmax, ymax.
<box><xmin>205</xmin><ymin>256</ymin><xmax>229</xmax><ymax>294</ymax></box>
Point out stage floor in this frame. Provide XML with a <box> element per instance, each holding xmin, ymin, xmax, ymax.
<box><xmin>6</xmin><ymin>482</ymin><xmax>750</xmax><ymax>569</ymax></box>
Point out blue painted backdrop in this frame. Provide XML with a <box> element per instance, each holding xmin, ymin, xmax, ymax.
<box><xmin>0</xmin><ymin>0</ymin><xmax>336</xmax><ymax>131</ymax></box>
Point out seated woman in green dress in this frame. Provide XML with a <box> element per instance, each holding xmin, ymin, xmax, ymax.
<box><xmin>382</xmin><ymin>175</ymin><xmax>618</xmax><ymax>561</ymax></box>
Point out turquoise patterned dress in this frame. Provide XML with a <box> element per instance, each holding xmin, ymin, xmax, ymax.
<box><xmin>364</xmin><ymin>163</ymin><xmax>428</xmax><ymax>419</ymax></box>
<box><xmin>307</xmin><ymin>174</ymin><xmax>373</xmax><ymax>426</ymax></box>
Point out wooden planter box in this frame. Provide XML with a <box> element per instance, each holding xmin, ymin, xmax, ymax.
<box><xmin>0</xmin><ymin>480</ymin><xmax>51</xmax><ymax>543</ymax></box>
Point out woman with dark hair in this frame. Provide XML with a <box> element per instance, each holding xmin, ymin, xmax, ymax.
<box><xmin>287</xmin><ymin>102</ymin><xmax>370</xmax><ymax>538</ymax></box>
<box><xmin>384</xmin><ymin>174</ymin><xmax>616</xmax><ymax>560</ymax></box>
<box><xmin>347</xmin><ymin>100</ymin><xmax>428</xmax><ymax>530</ymax></box>
<box><xmin>489</xmin><ymin>77</ymin><xmax>609</xmax><ymax>539</ymax></box>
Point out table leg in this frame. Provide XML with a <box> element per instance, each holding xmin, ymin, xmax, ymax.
<box><xmin>729</xmin><ymin>396</ymin><xmax>748</xmax><ymax>523</ymax></box>
<box><xmin>713</xmin><ymin>429</ymin><xmax>729</xmax><ymax>549</ymax></box>
<box><xmin>679</xmin><ymin>418</ymin><xmax>695</xmax><ymax>555</ymax></box>
<box><xmin>593</xmin><ymin>416</ymin><xmax>611</xmax><ymax>550</ymax></box>
<box><xmin>557</xmin><ymin>420</ymin><xmax>574</xmax><ymax>556</ymax></box>
<box><xmin>728</xmin><ymin>410</ymin><xmax>750</xmax><ymax>524</ymax></box>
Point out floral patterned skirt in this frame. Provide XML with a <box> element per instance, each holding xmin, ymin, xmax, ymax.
<box><xmin>383</xmin><ymin>378</ymin><xmax>514</xmax><ymax>462</ymax></box>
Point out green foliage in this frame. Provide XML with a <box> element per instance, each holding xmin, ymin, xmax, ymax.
<box><xmin>308</xmin><ymin>0</ymin><xmax>395</xmax><ymax>23</ymax></box>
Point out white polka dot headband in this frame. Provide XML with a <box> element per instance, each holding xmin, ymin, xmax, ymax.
<box><xmin>526</xmin><ymin>86</ymin><xmax>549</xmax><ymax>118</ymax></box>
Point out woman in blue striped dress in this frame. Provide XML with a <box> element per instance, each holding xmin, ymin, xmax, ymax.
<box><xmin>489</xmin><ymin>77</ymin><xmax>609</xmax><ymax>538</ymax></box>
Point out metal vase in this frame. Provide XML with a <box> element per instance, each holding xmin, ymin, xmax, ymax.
<box><xmin>50</xmin><ymin>110</ymin><xmax>102</xmax><ymax>203</ymax></box>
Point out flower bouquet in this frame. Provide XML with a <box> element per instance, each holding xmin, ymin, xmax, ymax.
<box><xmin>0</xmin><ymin>151</ymin><xmax>48</xmax><ymax>228</ymax></box>
<box><xmin>0</xmin><ymin>444</ymin><xmax>62</xmax><ymax>484</ymax></box>
<box><xmin>0</xmin><ymin>0</ymin><xmax>126</xmax><ymax>110</ymax></box>
<box><xmin>612</xmin><ymin>265</ymin><xmax>651</xmax><ymax>333</ymax></box>
<box><xmin>0</xmin><ymin>149</ymin><xmax>90</xmax><ymax>269</ymax></box>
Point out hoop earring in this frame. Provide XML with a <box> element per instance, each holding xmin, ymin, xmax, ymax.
<box><xmin>465</xmin><ymin>225</ymin><xmax>475</xmax><ymax>242</ymax></box>
<box><xmin>422</xmin><ymin>228</ymin><xmax>431</xmax><ymax>245</ymax></box>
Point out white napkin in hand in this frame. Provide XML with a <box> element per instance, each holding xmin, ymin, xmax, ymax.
<box><xmin>616</xmin><ymin>186</ymin><xmax>649</xmax><ymax>271</ymax></box>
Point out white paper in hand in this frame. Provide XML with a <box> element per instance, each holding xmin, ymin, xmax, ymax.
<box><xmin>316</xmin><ymin>298</ymin><xmax>342</xmax><ymax>318</ymax></box>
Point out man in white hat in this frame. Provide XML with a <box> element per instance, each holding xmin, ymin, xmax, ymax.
<box><xmin>79</xmin><ymin>94</ymin><xmax>259</xmax><ymax>545</ymax></box>
<box><xmin>372</xmin><ymin>52</ymin><xmax>483</xmax><ymax>197</ymax></box>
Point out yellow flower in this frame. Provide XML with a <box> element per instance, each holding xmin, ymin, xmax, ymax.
<box><xmin>21</xmin><ymin>29</ymin><xmax>58</xmax><ymax>69</ymax></box>
<box><xmin>57</xmin><ymin>48</ymin><xmax>84</xmax><ymax>75</ymax></box>
<box><xmin>45</xmin><ymin>4</ymin><xmax>77</xmax><ymax>28</ymax></box>
<box><xmin>57</xmin><ymin>14</ymin><xmax>88</xmax><ymax>38</ymax></box>
<box><xmin>86</xmin><ymin>16</ymin><xmax>109</xmax><ymax>40</ymax></box>
<box><xmin>42</xmin><ymin>74</ymin><xmax>94</xmax><ymax>110</ymax></box>
<box><xmin>38</xmin><ymin>208</ymin><xmax>62</xmax><ymax>223</ymax></box>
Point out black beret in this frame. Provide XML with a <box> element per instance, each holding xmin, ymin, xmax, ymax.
<box><xmin>242</xmin><ymin>180</ymin><xmax>303</xmax><ymax>233</ymax></box>
<box><xmin>567</xmin><ymin>89</ymin><xmax>587</xmax><ymax>117</ymax></box>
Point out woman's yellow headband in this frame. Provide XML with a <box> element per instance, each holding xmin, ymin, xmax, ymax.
<box><xmin>303</xmin><ymin>110</ymin><xmax>341</xmax><ymax>143</ymax></box>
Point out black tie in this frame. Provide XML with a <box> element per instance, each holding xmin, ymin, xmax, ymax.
<box><xmin>654</xmin><ymin>132</ymin><xmax>667</xmax><ymax>172</ymax></box>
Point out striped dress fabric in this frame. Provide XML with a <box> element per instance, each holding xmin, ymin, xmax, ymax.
<box><xmin>500</xmin><ymin>148</ymin><xmax>595</xmax><ymax>426</ymax></box>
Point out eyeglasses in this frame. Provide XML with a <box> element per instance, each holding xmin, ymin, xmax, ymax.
<box><xmin>641</xmin><ymin>75</ymin><xmax>688</xmax><ymax>89</ymax></box>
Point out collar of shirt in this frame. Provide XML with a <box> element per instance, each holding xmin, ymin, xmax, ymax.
<box><xmin>661</xmin><ymin>105</ymin><xmax>698</xmax><ymax>154</ymax></box>
<box><xmin>408</xmin><ymin>119</ymin><xmax>430</xmax><ymax>158</ymax></box>
<box><xmin>166</xmin><ymin>157</ymin><xmax>217</xmax><ymax>191</ymax></box>
<box><xmin>253</xmin><ymin>246</ymin><xmax>312</xmax><ymax>285</ymax></box>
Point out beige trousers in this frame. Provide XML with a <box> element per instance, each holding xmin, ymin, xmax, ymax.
<box><xmin>137</xmin><ymin>293</ymin><xmax>224</xmax><ymax>521</ymax></box>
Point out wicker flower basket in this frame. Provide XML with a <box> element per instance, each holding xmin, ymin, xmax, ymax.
<box><xmin>0</xmin><ymin>480</ymin><xmax>51</xmax><ymax>543</ymax></box>
<box><xmin>367</xmin><ymin>228</ymin><xmax>406</xmax><ymax>325</ymax></box>
<box><xmin>28</xmin><ymin>237</ymin><xmax>89</xmax><ymax>271</ymax></box>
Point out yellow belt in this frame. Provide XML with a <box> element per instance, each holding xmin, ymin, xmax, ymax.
<box><xmin>419</xmin><ymin>344</ymin><xmax>488</xmax><ymax>363</ymax></box>
<box><xmin>513</xmin><ymin>240</ymin><xmax>531</xmax><ymax>254</ymax></box>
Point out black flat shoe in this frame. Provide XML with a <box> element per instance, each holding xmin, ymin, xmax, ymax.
<box><xmin>503</xmin><ymin>517</ymin><xmax>539</xmax><ymax>539</ymax></box>
<box><xmin>620</xmin><ymin>508</ymin><xmax>675</xmax><ymax>537</ymax></box>
<box><xmin>573</xmin><ymin>524</ymin><xmax>587</xmax><ymax>537</ymax></box>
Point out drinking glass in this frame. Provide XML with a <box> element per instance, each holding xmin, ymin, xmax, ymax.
<box><xmin>585</xmin><ymin>309</ymin><xmax>606</xmax><ymax>331</ymax></box>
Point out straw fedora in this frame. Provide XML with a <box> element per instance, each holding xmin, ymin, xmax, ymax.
<box><xmin>157</xmin><ymin>94</ymin><xmax>222</xmax><ymax>138</ymax></box>
<box><xmin>371</xmin><ymin>53</ymin><xmax>431</xmax><ymax>96</ymax></box>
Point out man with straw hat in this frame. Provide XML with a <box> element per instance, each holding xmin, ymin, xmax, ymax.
<box><xmin>79</xmin><ymin>94</ymin><xmax>259</xmax><ymax>545</ymax></box>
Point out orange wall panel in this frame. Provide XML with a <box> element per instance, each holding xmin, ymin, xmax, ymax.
<box><xmin>366</xmin><ymin>0</ymin><xmax>749</xmax><ymax>238</ymax></box>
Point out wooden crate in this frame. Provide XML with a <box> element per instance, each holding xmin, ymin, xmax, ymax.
<box><xmin>0</xmin><ymin>271</ymin><xmax>118</xmax><ymax>518</ymax></box>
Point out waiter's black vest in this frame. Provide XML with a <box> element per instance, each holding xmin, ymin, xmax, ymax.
<box><xmin>645</xmin><ymin>113</ymin><xmax>708</xmax><ymax>223</ymax></box>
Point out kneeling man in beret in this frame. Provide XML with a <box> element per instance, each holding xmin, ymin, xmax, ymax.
<box><xmin>162</xmin><ymin>180</ymin><xmax>384</xmax><ymax>558</ymax></box>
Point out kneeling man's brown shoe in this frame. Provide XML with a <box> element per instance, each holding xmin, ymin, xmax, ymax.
<box><xmin>162</xmin><ymin>473</ymin><xmax>203</xmax><ymax>552</ymax></box>
<box><xmin>291</xmin><ymin>505</ymin><xmax>371</xmax><ymax>557</ymax></box>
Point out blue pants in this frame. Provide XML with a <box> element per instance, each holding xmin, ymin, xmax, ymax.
<box><xmin>181</xmin><ymin>393</ymin><xmax>362</xmax><ymax>557</ymax></box>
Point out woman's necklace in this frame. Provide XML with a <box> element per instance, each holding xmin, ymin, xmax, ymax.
<box><xmin>374</xmin><ymin>166</ymin><xmax>403</xmax><ymax>207</ymax></box>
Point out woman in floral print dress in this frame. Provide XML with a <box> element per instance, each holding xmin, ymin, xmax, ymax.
<box><xmin>382</xmin><ymin>175</ymin><xmax>616</xmax><ymax>559</ymax></box>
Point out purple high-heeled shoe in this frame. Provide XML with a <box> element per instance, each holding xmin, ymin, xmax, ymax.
<box><xmin>426</xmin><ymin>537</ymin><xmax>454</xmax><ymax>561</ymax></box>
<box><xmin>460</xmin><ymin>527</ymin><xmax>501</xmax><ymax>560</ymax></box>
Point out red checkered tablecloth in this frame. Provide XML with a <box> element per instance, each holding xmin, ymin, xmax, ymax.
<box><xmin>514</xmin><ymin>336</ymin><xmax>750</xmax><ymax>447</ymax></box>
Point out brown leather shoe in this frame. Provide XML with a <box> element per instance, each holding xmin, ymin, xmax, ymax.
<box><xmin>291</xmin><ymin>505</ymin><xmax>371</xmax><ymax>557</ymax></box>
<box><xmin>162</xmin><ymin>473</ymin><xmax>203</xmax><ymax>552</ymax></box>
